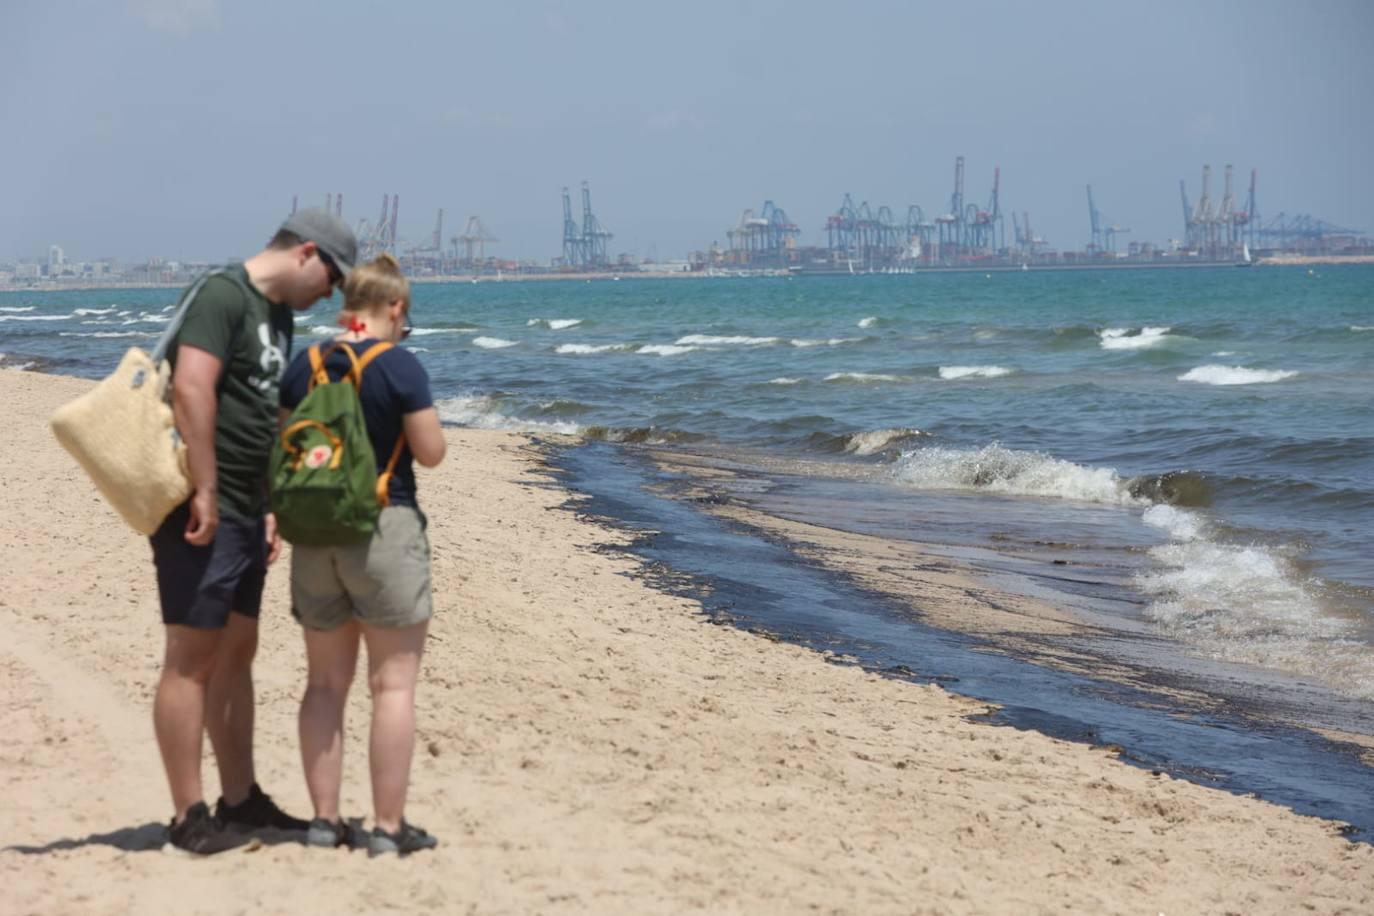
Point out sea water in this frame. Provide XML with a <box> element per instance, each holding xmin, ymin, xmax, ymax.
<box><xmin>5</xmin><ymin>265</ymin><xmax>1372</xmax><ymax>697</ymax></box>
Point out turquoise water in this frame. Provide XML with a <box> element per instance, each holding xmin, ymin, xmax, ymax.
<box><xmin>4</xmin><ymin>265</ymin><xmax>1372</xmax><ymax>695</ymax></box>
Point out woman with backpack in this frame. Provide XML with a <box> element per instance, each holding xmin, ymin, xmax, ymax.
<box><xmin>277</xmin><ymin>253</ymin><xmax>447</xmax><ymax>856</ymax></box>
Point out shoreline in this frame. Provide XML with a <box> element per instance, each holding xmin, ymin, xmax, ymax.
<box><xmin>3</xmin><ymin>254</ymin><xmax>1371</xmax><ymax>293</ymax></box>
<box><xmin>3</xmin><ymin>367</ymin><xmax>1372</xmax><ymax>913</ymax></box>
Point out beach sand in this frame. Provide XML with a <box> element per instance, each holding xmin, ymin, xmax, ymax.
<box><xmin>2</xmin><ymin>367</ymin><xmax>1371</xmax><ymax>915</ymax></box>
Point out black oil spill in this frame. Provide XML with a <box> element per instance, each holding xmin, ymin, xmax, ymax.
<box><xmin>548</xmin><ymin>440</ymin><xmax>1374</xmax><ymax>842</ymax></box>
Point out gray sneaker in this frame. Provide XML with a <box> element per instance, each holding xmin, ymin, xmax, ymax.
<box><xmin>306</xmin><ymin>817</ymin><xmax>365</xmax><ymax>849</ymax></box>
<box><xmin>368</xmin><ymin>820</ymin><xmax>438</xmax><ymax>857</ymax></box>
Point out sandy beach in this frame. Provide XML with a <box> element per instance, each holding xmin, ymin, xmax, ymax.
<box><xmin>2</xmin><ymin>367</ymin><xmax>1371</xmax><ymax>915</ymax></box>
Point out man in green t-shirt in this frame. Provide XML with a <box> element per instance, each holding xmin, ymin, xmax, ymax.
<box><xmin>149</xmin><ymin>209</ymin><xmax>357</xmax><ymax>854</ymax></box>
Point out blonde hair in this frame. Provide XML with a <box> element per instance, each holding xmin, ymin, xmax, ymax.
<box><xmin>341</xmin><ymin>253</ymin><xmax>410</xmax><ymax>313</ymax></box>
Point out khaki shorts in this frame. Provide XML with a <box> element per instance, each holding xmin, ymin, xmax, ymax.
<box><xmin>290</xmin><ymin>506</ymin><xmax>433</xmax><ymax>630</ymax></box>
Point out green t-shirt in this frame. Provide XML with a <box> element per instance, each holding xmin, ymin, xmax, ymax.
<box><xmin>169</xmin><ymin>265</ymin><xmax>294</xmax><ymax>519</ymax></box>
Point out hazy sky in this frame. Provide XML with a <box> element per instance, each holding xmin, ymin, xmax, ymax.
<box><xmin>4</xmin><ymin>0</ymin><xmax>1372</xmax><ymax>263</ymax></box>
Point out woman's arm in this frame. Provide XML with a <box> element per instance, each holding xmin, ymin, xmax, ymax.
<box><xmin>402</xmin><ymin>407</ymin><xmax>446</xmax><ymax>467</ymax></box>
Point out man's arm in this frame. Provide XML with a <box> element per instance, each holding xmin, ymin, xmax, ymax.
<box><xmin>173</xmin><ymin>345</ymin><xmax>223</xmax><ymax>545</ymax></box>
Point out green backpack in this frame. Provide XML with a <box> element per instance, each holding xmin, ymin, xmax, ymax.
<box><xmin>270</xmin><ymin>341</ymin><xmax>405</xmax><ymax>546</ymax></box>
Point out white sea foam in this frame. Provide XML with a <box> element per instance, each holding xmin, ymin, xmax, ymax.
<box><xmin>637</xmin><ymin>344</ymin><xmax>698</xmax><ymax>356</ymax></box>
<box><xmin>435</xmin><ymin>393</ymin><xmax>581</xmax><ymax>435</ymax></box>
<box><xmin>845</xmin><ymin>428</ymin><xmax>923</xmax><ymax>456</ymax></box>
<box><xmin>409</xmin><ymin>327</ymin><xmax>464</xmax><ymax>336</ymax></box>
<box><xmin>472</xmin><ymin>336</ymin><xmax>518</xmax><ymax>349</ymax></box>
<box><xmin>790</xmin><ymin>337</ymin><xmax>860</xmax><ymax>347</ymax></box>
<box><xmin>555</xmin><ymin>343</ymin><xmax>631</xmax><ymax>354</ymax></box>
<box><xmin>0</xmin><ymin>306</ymin><xmax>36</xmax><ymax>313</ymax></box>
<box><xmin>58</xmin><ymin>330</ymin><xmax>155</xmax><ymax>339</ymax></box>
<box><xmin>1178</xmin><ymin>365</ymin><xmax>1298</xmax><ymax>385</ymax></box>
<box><xmin>890</xmin><ymin>443</ymin><xmax>1139</xmax><ymax>506</ymax></box>
<box><xmin>1140</xmin><ymin>504</ymin><xmax>1205</xmax><ymax>541</ymax></box>
<box><xmin>1133</xmin><ymin>516</ymin><xmax>1371</xmax><ymax>690</ymax></box>
<box><xmin>767</xmin><ymin>377</ymin><xmax>803</xmax><ymax>385</ymax></box>
<box><xmin>938</xmin><ymin>365</ymin><xmax>1012</xmax><ymax>380</ymax></box>
<box><xmin>675</xmin><ymin>334</ymin><xmax>780</xmax><ymax>346</ymax></box>
<box><xmin>1211</xmin><ymin>351</ymin><xmax>1235</xmax><ymax>357</ymax></box>
<box><xmin>73</xmin><ymin>307</ymin><xmax>117</xmax><ymax>316</ymax></box>
<box><xmin>527</xmin><ymin>318</ymin><xmax>582</xmax><ymax>330</ymax></box>
<box><xmin>0</xmin><ymin>313</ymin><xmax>71</xmax><ymax>321</ymax></box>
<box><xmin>1352</xmin><ymin>325</ymin><xmax>1374</xmax><ymax>332</ymax></box>
<box><xmin>1141</xmin><ymin>495</ymin><xmax>1374</xmax><ymax>695</ymax></box>
<box><xmin>307</xmin><ymin>325</ymin><xmax>336</xmax><ymax>336</ymax></box>
<box><xmin>857</xmin><ymin>317</ymin><xmax>878</xmax><ymax>328</ymax></box>
<box><xmin>1098</xmin><ymin>326</ymin><xmax>1174</xmax><ymax>350</ymax></box>
<box><xmin>824</xmin><ymin>372</ymin><xmax>904</xmax><ymax>383</ymax></box>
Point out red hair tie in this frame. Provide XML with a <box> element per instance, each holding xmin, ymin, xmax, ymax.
<box><xmin>344</xmin><ymin>316</ymin><xmax>367</xmax><ymax>333</ymax></box>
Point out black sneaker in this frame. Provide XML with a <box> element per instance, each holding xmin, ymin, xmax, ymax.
<box><xmin>215</xmin><ymin>783</ymin><xmax>310</xmax><ymax>833</ymax></box>
<box><xmin>306</xmin><ymin>816</ymin><xmax>365</xmax><ymax>849</ymax></box>
<box><xmin>368</xmin><ymin>820</ymin><xmax>438</xmax><ymax>857</ymax></box>
<box><xmin>166</xmin><ymin>801</ymin><xmax>251</xmax><ymax>855</ymax></box>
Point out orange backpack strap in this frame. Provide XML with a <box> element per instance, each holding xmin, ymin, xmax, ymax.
<box><xmin>352</xmin><ymin>341</ymin><xmax>402</xmax><ymax>507</ymax></box>
<box><xmin>308</xmin><ymin>341</ymin><xmax>365</xmax><ymax>390</ymax></box>
<box><xmin>307</xmin><ymin>344</ymin><xmax>327</xmax><ymax>389</ymax></box>
<box><xmin>374</xmin><ymin>434</ymin><xmax>407</xmax><ymax>507</ymax></box>
<box><xmin>353</xmin><ymin>341</ymin><xmax>394</xmax><ymax>377</ymax></box>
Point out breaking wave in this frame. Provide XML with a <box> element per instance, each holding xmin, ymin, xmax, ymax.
<box><xmin>58</xmin><ymin>330</ymin><xmax>155</xmax><ymax>339</ymax></box>
<box><xmin>1179</xmin><ymin>365</ymin><xmax>1298</xmax><ymax>385</ymax></box>
<box><xmin>472</xmin><ymin>336</ymin><xmax>518</xmax><ymax>349</ymax></box>
<box><xmin>890</xmin><ymin>444</ymin><xmax>1140</xmax><ymax>505</ymax></box>
<box><xmin>409</xmin><ymin>327</ymin><xmax>469</xmax><ymax>336</ymax></box>
<box><xmin>840</xmin><ymin>428</ymin><xmax>927</xmax><ymax>457</ymax></box>
<box><xmin>434</xmin><ymin>393</ymin><xmax>580</xmax><ymax>434</ymax></box>
<box><xmin>0</xmin><ymin>306</ymin><xmax>36</xmax><ymax>313</ymax></box>
<box><xmin>555</xmin><ymin>343</ymin><xmax>633</xmax><ymax>355</ymax></box>
<box><xmin>675</xmin><ymin>334</ymin><xmax>780</xmax><ymax>346</ymax></box>
<box><xmin>1136</xmin><ymin>505</ymin><xmax>1374</xmax><ymax>697</ymax></box>
<box><xmin>857</xmin><ymin>316</ymin><xmax>879</xmax><ymax>328</ymax></box>
<box><xmin>583</xmin><ymin>425</ymin><xmax>701</xmax><ymax>445</ymax></box>
<box><xmin>824</xmin><ymin>372</ymin><xmax>905</xmax><ymax>383</ymax></box>
<box><xmin>790</xmin><ymin>337</ymin><xmax>861</xmax><ymax>347</ymax></box>
<box><xmin>638</xmin><ymin>344</ymin><xmax>698</xmax><ymax>356</ymax></box>
<box><xmin>938</xmin><ymin>365</ymin><xmax>1012</xmax><ymax>380</ymax></box>
<box><xmin>1098</xmin><ymin>326</ymin><xmax>1177</xmax><ymax>350</ymax></box>
<box><xmin>767</xmin><ymin>377</ymin><xmax>803</xmax><ymax>385</ymax></box>
<box><xmin>527</xmin><ymin>318</ymin><xmax>582</xmax><ymax>330</ymax></box>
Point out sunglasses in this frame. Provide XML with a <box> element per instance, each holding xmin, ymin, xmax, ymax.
<box><xmin>316</xmin><ymin>248</ymin><xmax>342</xmax><ymax>287</ymax></box>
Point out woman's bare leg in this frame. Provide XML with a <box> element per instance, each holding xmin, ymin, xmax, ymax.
<box><xmin>361</xmin><ymin>620</ymin><xmax>428</xmax><ymax>833</ymax></box>
<box><xmin>298</xmin><ymin>621</ymin><xmax>360</xmax><ymax>822</ymax></box>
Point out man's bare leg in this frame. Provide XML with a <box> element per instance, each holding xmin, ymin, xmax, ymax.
<box><xmin>205</xmin><ymin>612</ymin><xmax>259</xmax><ymax>806</ymax></box>
<box><xmin>154</xmin><ymin>625</ymin><xmax>222</xmax><ymax>821</ymax></box>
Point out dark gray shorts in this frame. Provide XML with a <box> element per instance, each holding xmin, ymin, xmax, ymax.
<box><xmin>149</xmin><ymin>502</ymin><xmax>266</xmax><ymax>629</ymax></box>
<box><xmin>290</xmin><ymin>506</ymin><xmax>433</xmax><ymax>630</ymax></box>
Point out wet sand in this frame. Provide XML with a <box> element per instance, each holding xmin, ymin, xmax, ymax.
<box><xmin>2</xmin><ymin>367</ymin><xmax>1372</xmax><ymax>915</ymax></box>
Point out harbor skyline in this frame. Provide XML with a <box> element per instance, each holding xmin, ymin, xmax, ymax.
<box><xmin>5</xmin><ymin>0</ymin><xmax>1372</xmax><ymax>263</ymax></box>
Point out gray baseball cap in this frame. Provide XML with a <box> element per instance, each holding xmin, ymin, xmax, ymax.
<box><xmin>280</xmin><ymin>208</ymin><xmax>358</xmax><ymax>279</ymax></box>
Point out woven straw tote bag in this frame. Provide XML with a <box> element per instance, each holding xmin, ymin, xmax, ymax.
<box><xmin>49</xmin><ymin>272</ymin><xmax>219</xmax><ymax>535</ymax></box>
